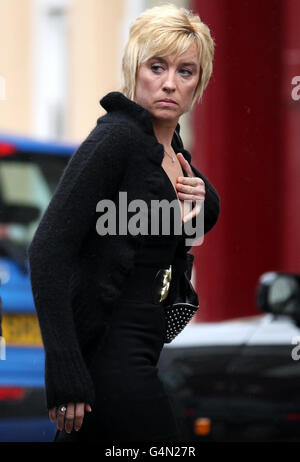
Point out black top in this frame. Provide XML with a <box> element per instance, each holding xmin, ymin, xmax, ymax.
<box><xmin>27</xmin><ymin>91</ymin><xmax>220</xmax><ymax>409</ymax></box>
<box><xmin>134</xmin><ymin>167</ymin><xmax>189</xmax><ymax>268</ymax></box>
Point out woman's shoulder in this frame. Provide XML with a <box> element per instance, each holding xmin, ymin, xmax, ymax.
<box><xmin>94</xmin><ymin>109</ymin><xmax>149</xmax><ymax>147</ymax></box>
<box><xmin>58</xmin><ymin>121</ymin><xmax>134</xmax><ymax>188</ymax></box>
<box><xmin>88</xmin><ymin>116</ymin><xmax>134</xmax><ymax>145</ymax></box>
<box><xmin>70</xmin><ymin>117</ymin><xmax>135</xmax><ymax>167</ymax></box>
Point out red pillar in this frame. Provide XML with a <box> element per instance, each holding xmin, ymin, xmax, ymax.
<box><xmin>281</xmin><ymin>0</ymin><xmax>300</xmax><ymax>272</ymax></box>
<box><xmin>191</xmin><ymin>0</ymin><xmax>285</xmax><ymax>321</ymax></box>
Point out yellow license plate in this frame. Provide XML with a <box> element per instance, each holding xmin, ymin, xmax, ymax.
<box><xmin>1</xmin><ymin>313</ymin><xmax>43</xmax><ymax>346</ymax></box>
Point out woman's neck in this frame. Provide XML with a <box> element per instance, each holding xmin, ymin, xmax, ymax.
<box><xmin>152</xmin><ymin>117</ymin><xmax>179</xmax><ymax>150</ymax></box>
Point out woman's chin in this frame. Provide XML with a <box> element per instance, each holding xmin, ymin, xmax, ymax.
<box><xmin>151</xmin><ymin>109</ymin><xmax>181</xmax><ymax>123</ymax></box>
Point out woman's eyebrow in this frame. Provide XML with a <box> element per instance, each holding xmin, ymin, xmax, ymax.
<box><xmin>181</xmin><ymin>62</ymin><xmax>197</xmax><ymax>68</ymax></box>
<box><xmin>149</xmin><ymin>56</ymin><xmax>167</xmax><ymax>63</ymax></box>
<box><xmin>150</xmin><ymin>56</ymin><xmax>198</xmax><ymax>68</ymax></box>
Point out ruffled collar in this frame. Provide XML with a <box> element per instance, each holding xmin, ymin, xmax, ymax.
<box><xmin>99</xmin><ymin>91</ymin><xmax>192</xmax><ymax>165</ymax></box>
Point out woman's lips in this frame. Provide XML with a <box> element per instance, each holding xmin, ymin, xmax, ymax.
<box><xmin>157</xmin><ymin>100</ymin><xmax>178</xmax><ymax>106</ymax></box>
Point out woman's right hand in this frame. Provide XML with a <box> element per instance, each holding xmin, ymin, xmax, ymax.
<box><xmin>49</xmin><ymin>402</ymin><xmax>92</xmax><ymax>433</ymax></box>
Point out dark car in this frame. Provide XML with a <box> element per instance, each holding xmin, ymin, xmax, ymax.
<box><xmin>158</xmin><ymin>272</ymin><xmax>300</xmax><ymax>442</ymax></box>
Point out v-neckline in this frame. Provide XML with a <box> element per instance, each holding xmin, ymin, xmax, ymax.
<box><xmin>160</xmin><ymin>165</ymin><xmax>187</xmax><ymax>225</ymax></box>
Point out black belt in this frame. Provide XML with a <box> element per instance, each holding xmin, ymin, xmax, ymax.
<box><xmin>120</xmin><ymin>256</ymin><xmax>187</xmax><ymax>305</ymax></box>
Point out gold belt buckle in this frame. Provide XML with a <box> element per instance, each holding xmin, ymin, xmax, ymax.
<box><xmin>160</xmin><ymin>264</ymin><xmax>172</xmax><ymax>302</ymax></box>
<box><xmin>152</xmin><ymin>264</ymin><xmax>172</xmax><ymax>304</ymax></box>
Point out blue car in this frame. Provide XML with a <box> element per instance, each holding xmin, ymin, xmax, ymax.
<box><xmin>0</xmin><ymin>133</ymin><xmax>75</xmax><ymax>442</ymax></box>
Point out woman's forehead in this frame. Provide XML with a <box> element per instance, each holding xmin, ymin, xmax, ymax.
<box><xmin>148</xmin><ymin>44</ymin><xmax>200</xmax><ymax>66</ymax></box>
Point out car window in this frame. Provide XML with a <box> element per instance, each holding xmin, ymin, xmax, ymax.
<box><xmin>0</xmin><ymin>153</ymin><xmax>68</xmax><ymax>250</ymax></box>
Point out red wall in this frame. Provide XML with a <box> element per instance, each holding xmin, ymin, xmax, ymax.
<box><xmin>190</xmin><ymin>0</ymin><xmax>299</xmax><ymax>321</ymax></box>
<box><xmin>281</xmin><ymin>0</ymin><xmax>300</xmax><ymax>272</ymax></box>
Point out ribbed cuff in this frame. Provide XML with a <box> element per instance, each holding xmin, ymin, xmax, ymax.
<box><xmin>44</xmin><ymin>348</ymin><xmax>96</xmax><ymax>410</ymax></box>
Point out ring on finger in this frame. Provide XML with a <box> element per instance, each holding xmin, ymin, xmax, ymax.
<box><xmin>57</xmin><ymin>405</ymin><xmax>67</xmax><ymax>414</ymax></box>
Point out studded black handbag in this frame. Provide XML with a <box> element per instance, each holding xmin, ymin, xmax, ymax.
<box><xmin>152</xmin><ymin>253</ymin><xmax>199</xmax><ymax>343</ymax></box>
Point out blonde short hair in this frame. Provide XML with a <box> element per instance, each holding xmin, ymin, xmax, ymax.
<box><xmin>120</xmin><ymin>3</ymin><xmax>215</xmax><ymax>109</ymax></box>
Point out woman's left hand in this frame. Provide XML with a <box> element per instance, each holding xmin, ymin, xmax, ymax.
<box><xmin>176</xmin><ymin>153</ymin><xmax>205</xmax><ymax>223</ymax></box>
<box><xmin>49</xmin><ymin>402</ymin><xmax>92</xmax><ymax>433</ymax></box>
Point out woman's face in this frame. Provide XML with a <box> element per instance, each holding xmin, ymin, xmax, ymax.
<box><xmin>134</xmin><ymin>42</ymin><xmax>200</xmax><ymax>123</ymax></box>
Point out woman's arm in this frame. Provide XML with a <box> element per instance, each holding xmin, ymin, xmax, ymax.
<box><xmin>171</xmin><ymin>129</ymin><xmax>220</xmax><ymax>236</ymax></box>
<box><xmin>27</xmin><ymin>123</ymin><xmax>132</xmax><ymax>410</ymax></box>
<box><xmin>190</xmin><ymin>163</ymin><xmax>220</xmax><ymax>235</ymax></box>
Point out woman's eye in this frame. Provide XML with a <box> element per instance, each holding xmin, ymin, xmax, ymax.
<box><xmin>151</xmin><ymin>65</ymin><xmax>164</xmax><ymax>73</ymax></box>
<box><xmin>180</xmin><ymin>69</ymin><xmax>192</xmax><ymax>76</ymax></box>
<box><xmin>150</xmin><ymin>65</ymin><xmax>192</xmax><ymax>76</ymax></box>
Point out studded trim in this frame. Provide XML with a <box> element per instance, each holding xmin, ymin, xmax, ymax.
<box><xmin>164</xmin><ymin>302</ymin><xmax>199</xmax><ymax>343</ymax></box>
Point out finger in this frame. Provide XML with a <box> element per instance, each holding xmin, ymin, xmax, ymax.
<box><xmin>183</xmin><ymin>202</ymin><xmax>202</xmax><ymax>224</ymax></box>
<box><xmin>56</xmin><ymin>405</ymin><xmax>67</xmax><ymax>431</ymax></box>
<box><xmin>65</xmin><ymin>402</ymin><xmax>75</xmax><ymax>434</ymax></box>
<box><xmin>74</xmin><ymin>403</ymin><xmax>85</xmax><ymax>432</ymax></box>
<box><xmin>176</xmin><ymin>178</ymin><xmax>205</xmax><ymax>205</ymax></box>
<box><xmin>176</xmin><ymin>153</ymin><xmax>195</xmax><ymax>177</ymax></box>
<box><xmin>176</xmin><ymin>181</ymin><xmax>200</xmax><ymax>195</ymax></box>
<box><xmin>177</xmin><ymin>176</ymin><xmax>204</xmax><ymax>187</ymax></box>
<box><xmin>85</xmin><ymin>403</ymin><xmax>92</xmax><ymax>413</ymax></box>
<box><xmin>178</xmin><ymin>191</ymin><xmax>204</xmax><ymax>202</ymax></box>
<box><xmin>49</xmin><ymin>407</ymin><xmax>57</xmax><ymax>423</ymax></box>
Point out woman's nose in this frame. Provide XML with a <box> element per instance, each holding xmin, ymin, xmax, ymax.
<box><xmin>162</xmin><ymin>71</ymin><xmax>177</xmax><ymax>92</ymax></box>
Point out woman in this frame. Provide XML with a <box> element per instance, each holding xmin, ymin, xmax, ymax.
<box><xmin>28</xmin><ymin>4</ymin><xmax>220</xmax><ymax>442</ymax></box>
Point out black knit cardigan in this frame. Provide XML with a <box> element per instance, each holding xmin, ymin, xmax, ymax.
<box><xmin>27</xmin><ymin>91</ymin><xmax>220</xmax><ymax>410</ymax></box>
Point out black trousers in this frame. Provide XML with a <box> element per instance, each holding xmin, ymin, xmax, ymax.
<box><xmin>54</xmin><ymin>296</ymin><xmax>181</xmax><ymax>443</ymax></box>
